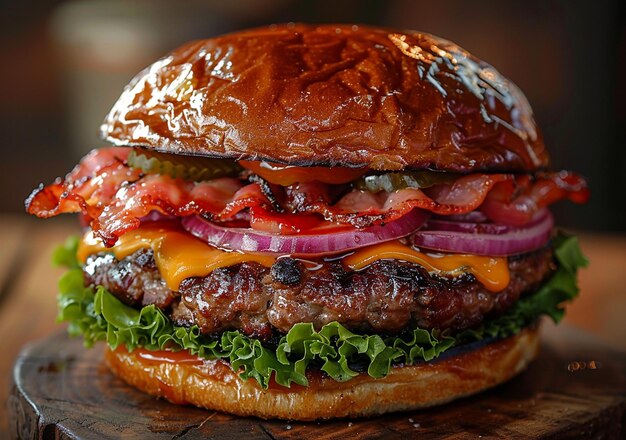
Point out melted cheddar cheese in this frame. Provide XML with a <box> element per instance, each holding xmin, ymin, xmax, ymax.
<box><xmin>77</xmin><ymin>223</ymin><xmax>276</xmax><ymax>290</ymax></box>
<box><xmin>343</xmin><ymin>242</ymin><xmax>509</xmax><ymax>292</ymax></box>
<box><xmin>78</xmin><ymin>225</ymin><xmax>510</xmax><ymax>292</ymax></box>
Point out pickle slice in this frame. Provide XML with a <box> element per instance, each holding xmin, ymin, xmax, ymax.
<box><xmin>127</xmin><ymin>148</ymin><xmax>242</xmax><ymax>181</ymax></box>
<box><xmin>354</xmin><ymin>171</ymin><xmax>459</xmax><ymax>193</ymax></box>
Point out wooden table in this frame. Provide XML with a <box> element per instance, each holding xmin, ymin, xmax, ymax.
<box><xmin>1</xmin><ymin>214</ymin><xmax>625</xmax><ymax>438</ymax></box>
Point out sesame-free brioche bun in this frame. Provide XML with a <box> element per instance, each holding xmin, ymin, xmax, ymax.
<box><xmin>104</xmin><ymin>326</ymin><xmax>540</xmax><ymax>421</ymax></box>
<box><xmin>100</xmin><ymin>24</ymin><xmax>548</xmax><ymax>172</ymax></box>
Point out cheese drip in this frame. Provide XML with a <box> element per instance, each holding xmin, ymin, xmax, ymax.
<box><xmin>78</xmin><ymin>225</ymin><xmax>510</xmax><ymax>293</ymax></box>
<box><xmin>343</xmin><ymin>242</ymin><xmax>510</xmax><ymax>292</ymax></box>
<box><xmin>77</xmin><ymin>223</ymin><xmax>276</xmax><ymax>290</ymax></box>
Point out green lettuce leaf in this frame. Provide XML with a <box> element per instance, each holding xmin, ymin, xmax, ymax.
<box><xmin>55</xmin><ymin>232</ymin><xmax>586</xmax><ymax>389</ymax></box>
<box><xmin>52</xmin><ymin>235</ymin><xmax>81</xmax><ymax>269</ymax></box>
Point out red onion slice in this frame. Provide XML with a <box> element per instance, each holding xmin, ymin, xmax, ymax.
<box><xmin>411</xmin><ymin>210</ymin><xmax>554</xmax><ymax>256</ymax></box>
<box><xmin>182</xmin><ymin>209</ymin><xmax>429</xmax><ymax>256</ymax></box>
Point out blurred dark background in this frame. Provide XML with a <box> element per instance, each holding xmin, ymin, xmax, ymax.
<box><xmin>1</xmin><ymin>0</ymin><xmax>624</xmax><ymax>231</ymax></box>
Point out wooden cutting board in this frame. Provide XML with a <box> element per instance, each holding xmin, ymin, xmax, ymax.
<box><xmin>8</xmin><ymin>323</ymin><xmax>626</xmax><ymax>439</ymax></box>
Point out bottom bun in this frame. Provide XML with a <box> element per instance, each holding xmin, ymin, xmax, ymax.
<box><xmin>104</xmin><ymin>326</ymin><xmax>540</xmax><ymax>421</ymax></box>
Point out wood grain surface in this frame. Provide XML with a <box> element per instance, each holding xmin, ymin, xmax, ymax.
<box><xmin>8</xmin><ymin>323</ymin><xmax>626</xmax><ymax>439</ymax></box>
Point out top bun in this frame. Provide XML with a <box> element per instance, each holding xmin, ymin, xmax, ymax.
<box><xmin>100</xmin><ymin>24</ymin><xmax>548</xmax><ymax>172</ymax></box>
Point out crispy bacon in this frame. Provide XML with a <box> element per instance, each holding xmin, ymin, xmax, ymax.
<box><xmin>25</xmin><ymin>148</ymin><xmax>589</xmax><ymax>246</ymax></box>
<box><xmin>25</xmin><ymin>147</ymin><xmax>140</xmax><ymax>220</ymax></box>
<box><xmin>321</xmin><ymin>174</ymin><xmax>513</xmax><ymax>227</ymax></box>
<box><xmin>249</xmin><ymin>175</ymin><xmax>513</xmax><ymax>230</ymax></box>
<box><xmin>479</xmin><ymin>171</ymin><xmax>590</xmax><ymax>225</ymax></box>
<box><xmin>95</xmin><ymin>176</ymin><xmax>267</xmax><ymax>246</ymax></box>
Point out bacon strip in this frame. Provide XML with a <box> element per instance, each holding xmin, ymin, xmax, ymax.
<box><xmin>480</xmin><ymin>171</ymin><xmax>590</xmax><ymax>225</ymax></box>
<box><xmin>321</xmin><ymin>174</ymin><xmax>513</xmax><ymax>227</ymax></box>
<box><xmin>95</xmin><ymin>176</ymin><xmax>266</xmax><ymax>245</ymax></box>
<box><xmin>25</xmin><ymin>148</ymin><xmax>589</xmax><ymax>246</ymax></box>
<box><xmin>25</xmin><ymin>147</ymin><xmax>140</xmax><ymax>220</ymax></box>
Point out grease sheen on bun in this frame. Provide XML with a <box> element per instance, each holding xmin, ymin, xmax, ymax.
<box><xmin>100</xmin><ymin>24</ymin><xmax>548</xmax><ymax>172</ymax></box>
<box><xmin>104</xmin><ymin>326</ymin><xmax>540</xmax><ymax>420</ymax></box>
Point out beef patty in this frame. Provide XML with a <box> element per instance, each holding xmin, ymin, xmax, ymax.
<box><xmin>83</xmin><ymin>247</ymin><xmax>555</xmax><ymax>341</ymax></box>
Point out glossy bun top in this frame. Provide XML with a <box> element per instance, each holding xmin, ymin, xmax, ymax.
<box><xmin>100</xmin><ymin>24</ymin><xmax>549</xmax><ymax>172</ymax></box>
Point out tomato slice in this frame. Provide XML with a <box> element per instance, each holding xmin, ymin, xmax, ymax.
<box><xmin>249</xmin><ymin>207</ymin><xmax>354</xmax><ymax>235</ymax></box>
<box><xmin>239</xmin><ymin>160</ymin><xmax>366</xmax><ymax>186</ymax></box>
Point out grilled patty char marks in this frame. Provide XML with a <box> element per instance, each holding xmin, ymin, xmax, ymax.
<box><xmin>84</xmin><ymin>248</ymin><xmax>176</xmax><ymax>309</ymax></box>
<box><xmin>83</xmin><ymin>247</ymin><xmax>555</xmax><ymax>340</ymax></box>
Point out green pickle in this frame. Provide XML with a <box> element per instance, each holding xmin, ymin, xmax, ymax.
<box><xmin>354</xmin><ymin>171</ymin><xmax>459</xmax><ymax>193</ymax></box>
<box><xmin>127</xmin><ymin>148</ymin><xmax>242</xmax><ymax>182</ymax></box>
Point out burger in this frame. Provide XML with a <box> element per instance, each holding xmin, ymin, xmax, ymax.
<box><xmin>25</xmin><ymin>24</ymin><xmax>589</xmax><ymax>420</ymax></box>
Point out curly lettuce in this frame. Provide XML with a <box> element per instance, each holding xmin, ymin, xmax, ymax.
<box><xmin>55</xmin><ymin>233</ymin><xmax>586</xmax><ymax>389</ymax></box>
